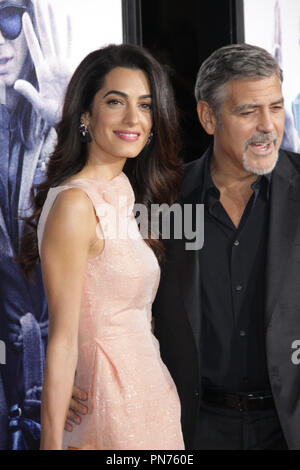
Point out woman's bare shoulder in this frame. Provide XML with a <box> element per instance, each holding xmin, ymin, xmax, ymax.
<box><xmin>53</xmin><ymin>186</ymin><xmax>94</xmax><ymax>214</ymax></box>
<box><xmin>46</xmin><ymin>187</ymin><xmax>96</xmax><ymax>237</ymax></box>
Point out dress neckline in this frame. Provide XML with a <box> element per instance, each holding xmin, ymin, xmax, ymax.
<box><xmin>55</xmin><ymin>172</ymin><xmax>126</xmax><ymax>189</ymax></box>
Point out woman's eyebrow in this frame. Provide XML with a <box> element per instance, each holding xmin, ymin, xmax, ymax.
<box><xmin>103</xmin><ymin>90</ymin><xmax>152</xmax><ymax>99</ymax></box>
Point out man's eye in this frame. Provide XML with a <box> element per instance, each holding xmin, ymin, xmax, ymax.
<box><xmin>241</xmin><ymin>111</ymin><xmax>254</xmax><ymax>116</ymax></box>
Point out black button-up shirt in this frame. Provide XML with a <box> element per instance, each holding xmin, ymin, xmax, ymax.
<box><xmin>200</xmin><ymin>152</ymin><xmax>272</xmax><ymax>393</ymax></box>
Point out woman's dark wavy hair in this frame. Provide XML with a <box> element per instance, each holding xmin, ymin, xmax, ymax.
<box><xmin>19</xmin><ymin>43</ymin><xmax>182</xmax><ymax>279</ymax></box>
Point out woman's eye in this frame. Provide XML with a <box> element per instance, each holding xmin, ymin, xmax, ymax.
<box><xmin>140</xmin><ymin>103</ymin><xmax>152</xmax><ymax>111</ymax></box>
<box><xmin>107</xmin><ymin>99</ymin><xmax>123</xmax><ymax>106</ymax></box>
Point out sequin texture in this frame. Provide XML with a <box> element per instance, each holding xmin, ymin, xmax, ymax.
<box><xmin>38</xmin><ymin>173</ymin><xmax>184</xmax><ymax>450</ymax></box>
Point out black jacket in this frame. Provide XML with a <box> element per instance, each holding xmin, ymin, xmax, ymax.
<box><xmin>153</xmin><ymin>148</ymin><xmax>300</xmax><ymax>449</ymax></box>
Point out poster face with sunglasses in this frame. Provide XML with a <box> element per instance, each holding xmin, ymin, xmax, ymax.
<box><xmin>0</xmin><ymin>0</ymin><xmax>122</xmax><ymax>450</ymax></box>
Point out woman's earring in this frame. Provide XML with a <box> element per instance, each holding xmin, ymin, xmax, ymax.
<box><xmin>146</xmin><ymin>130</ymin><xmax>154</xmax><ymax>145</ymax></box>
<box><xmin>79</xmin><ymin>121</ymin><xmax>92</xmax><ymax>143</ymax></box>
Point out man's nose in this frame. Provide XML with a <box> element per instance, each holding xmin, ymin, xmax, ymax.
<box><xmin>256</xmin><ymin>109</ymin><xmax>275</xmax><ymax>134</ymax></box>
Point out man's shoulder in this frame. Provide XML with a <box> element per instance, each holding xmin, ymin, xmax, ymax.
<box><xmin>278</xmin><ymin>148</ymin><xmax>300</xmax><ymax>176</ymax></box>
<box><xmin>183</xmin><ymin>159</ymin><xmax>202</xmax><ymax>175</ymax></box>
<box><xmin>181</xmin><ymin>149</ymin><xmax>210</xmax><ymax>199</ymax></box>
<box><xmin>181</xmin><ymin>158</ymin><xmax>204</xmax><ymax>200</ymax></box>
<box><xmin>183</xmin><ymin>152</ymin><xmax>207</xmax><ymax>174</ymax></box>
<box><xmin>279</xmin><ymin>148</ymin><xmax>300</xmax><ymax>159</ymax></box>
<box><xmin>279</xmin><ymin>147</ymin><xmax>300</xmax><ymax>161</ymax></box>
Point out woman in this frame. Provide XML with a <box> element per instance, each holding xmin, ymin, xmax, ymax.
<box><xmin>21</xmin><ymin>44</ymin><xmax>184</xmax><ymax>450</ymax></box>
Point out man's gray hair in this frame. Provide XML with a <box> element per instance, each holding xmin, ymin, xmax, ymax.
<box><xmin>194</xmin><ymin>43</ymin><xmax>283</xmax><ymax>116</ymax></box>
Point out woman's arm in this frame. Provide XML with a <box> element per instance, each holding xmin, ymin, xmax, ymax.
<box><xmin>39</xmin><ymin>188</ymin><xmax>103</xmax><ymax>450</ymax></box>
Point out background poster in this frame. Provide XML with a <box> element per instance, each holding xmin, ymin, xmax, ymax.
<box><xmin>0</xmin><ymin>0</ymin><xmax>122</xmax><ymax>449</ymax></box>
<box><xmin>243</xmin><ymin>0</ymin><xmax>300</xmax><ymax>152</ymax></box>
<box><xmin>39</xmin><ymin>0</ymin><xmax>123</xmax><ymax>71</ymax></box>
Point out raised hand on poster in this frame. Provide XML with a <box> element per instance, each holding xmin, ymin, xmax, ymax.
<box><xmin>14</xmin><ymin>0</ymin><xmax>72</xmax><ymax>127</ymax></box>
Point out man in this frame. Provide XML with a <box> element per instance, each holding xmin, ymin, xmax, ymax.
<box><xmin>0</xmin><ymin>0</ymin><xmax>70</xmax><ymax>449</ymax></box>
<box><xmin>153</xmin><ymin>43</ymin><xmax>300</xmax><ymax>450</ymax></box>
<box><xmin>68</xmin><ymin>44</ymin><xmax>300</xmax><ymax>450</ymax></box>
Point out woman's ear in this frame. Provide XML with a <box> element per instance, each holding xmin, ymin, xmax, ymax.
<box><xmin>80</xmin><ymin>112</ymin><xmax>89</xmax><ymax>126</ymax></box>
<box><xmin>196</xmin><ymin>101</ymin><xmax>217</xmax><ymax>135</ymax></box>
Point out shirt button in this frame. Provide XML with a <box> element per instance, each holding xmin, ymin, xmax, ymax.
<box><xmin>234</xmin><ymin>240</ymin><xmax>240</xmax><ymax>246</ymax></box>
<box><xmin>194</xmin><ymin>389</ymin><xmax>200</xmax><ymax>399</ymax></box>
<box><xmin>243</xmin><ymin>377</ymin><xmax>249</xmax><ymax>384</ymax></box>
<box><xmin>240</xmin><ymin>330</ymin><xmax>247</xmax><ymax>336</ymax></box>
<box><xmin>235</xmin><ymin>285</ymin><xmax>243</xmax><ymax>292</ymax></box>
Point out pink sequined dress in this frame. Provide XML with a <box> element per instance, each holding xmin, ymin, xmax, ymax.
<box><xmin>37</xmin><ymin>172</ymin><xmax>184</xmax><ymax>450</ymax></box>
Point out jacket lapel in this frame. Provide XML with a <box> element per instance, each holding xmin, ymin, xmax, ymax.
<box><xmin>265</xmin><ymin>151</ymin><xmax>300</xmax><ymax>326</ymax></box>
<box><xmin>179</xmin><ymin>238</ymin><xmax>201</xmax><ymax>353</ymax></box>
<box><xmin>178</xmin><ymin>154</ymin><xmax>208</xmax><ymax>353</ymax></box>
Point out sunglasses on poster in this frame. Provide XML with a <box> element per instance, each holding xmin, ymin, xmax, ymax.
<box><xmin>0</xmin><ymin>4</ymin><xmax>27</xmax><ymax>40</ymax></box>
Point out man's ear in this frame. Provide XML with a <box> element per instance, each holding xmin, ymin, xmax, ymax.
<box><xmin>197</xmin><ymin>101</ymin><xmax>217</xmax><ymax>135</ymax></box>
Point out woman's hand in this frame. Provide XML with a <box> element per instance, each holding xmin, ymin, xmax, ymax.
<box><xmin>14</xmin><ymin>0</ymin><xmax>72</xmax><ymax>127</ymax></box>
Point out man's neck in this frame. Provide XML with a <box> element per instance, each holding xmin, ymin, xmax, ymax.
<box><xmin>210</xmin><ymin>152</ymin><xmax>258</xmax><ymax>199</ymax></box>
<box><xmin>210</xmin><ymin>152</ymin><xmax>259</xmax><ymax>228</ymax></box>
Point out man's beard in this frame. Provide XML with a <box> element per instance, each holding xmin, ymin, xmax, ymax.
<box><xmin>242</xmin><ymin>132</ymin><xmax>279</xmax><ymax>175</ymax></box>
<box><xmin>242</xmin><ymin>149</ymin><xmax>279</xmax><ymax>175</ymax></box>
